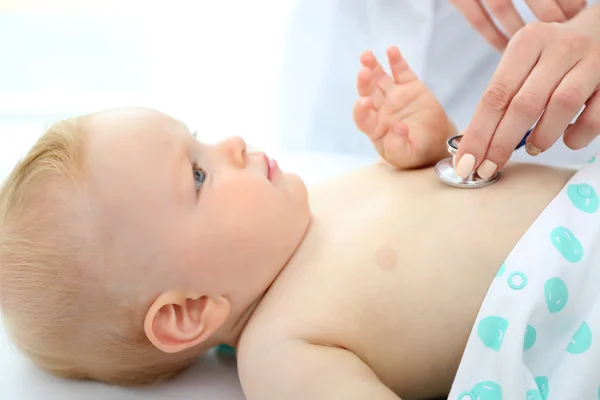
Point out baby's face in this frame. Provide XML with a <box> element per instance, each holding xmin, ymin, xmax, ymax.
<box><xmin>85</xmin><ymin>107</ymin><xmax>311</xmax><ymax>306</ymax></box>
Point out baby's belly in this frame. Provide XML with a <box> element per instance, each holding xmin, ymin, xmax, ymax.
<box><xmin>341</xmin><ymin>252</ymin><xmax>497</xmax><ymax>398</ymax></box>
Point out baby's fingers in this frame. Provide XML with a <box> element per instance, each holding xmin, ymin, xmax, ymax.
<box><xmin>357</xmin><ymin>67</ymin><xmax>385</xmax><ymax>110</ymax></box>
<box><xmin>360</xmin><ymin>50</ymin><xmax>395</xmax><ymax>94</ymax></box>
<box><xmin>353</xmin><ymin>97</ymin><xmax>379</xmax><ymax>139</ymax></box>
<box><xmin>357</xmin><ymin>67</ymin><xmax>374</xmax><ymax>97</ymax></box>
<box><xmin>386</xmin><ymin>46</ymin><xmax>418</xmax><ymax>85</ymax></box>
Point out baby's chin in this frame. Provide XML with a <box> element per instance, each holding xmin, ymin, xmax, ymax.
<box><xmin>286</xmin><ymin>172</ymin><xmax>309</xmax><ymax>197</ymax></box>
<box><xmin>286</xmin><ymin>171</ymin><xmax>306</xmax><ymax>184</ymax></box>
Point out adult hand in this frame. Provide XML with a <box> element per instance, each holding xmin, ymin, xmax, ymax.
<box><xmin>454</xmin><ymin>4</ymin><xmax>600</xmax><ymax>180</ymax></box>
<box><xmin>451</xmin><ymin>0</ymin><xmax>587</xmax><ymax>50</ymax></box>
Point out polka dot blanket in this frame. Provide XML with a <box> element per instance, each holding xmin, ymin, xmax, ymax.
<box><xmin>449</xmin><ymin>154</ymin><xmax>600</xmax><ymax>400</ymax></box>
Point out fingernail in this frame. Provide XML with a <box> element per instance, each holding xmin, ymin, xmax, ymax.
<box><xmin>477</xmin><ymin>159</ymin><xmax>498</xmax><ymax>180</ymax></box>
<box><xmin>455</xmin><ymin>153</ymin><xmax>476</xmax><ymax>179</ymax></box>
<box><xmin>525</xmin><ymin>142</ymin><xmax>542</xmax><ymax>156</ymax></box>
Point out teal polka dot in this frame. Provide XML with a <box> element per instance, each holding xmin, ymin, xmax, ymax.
<box><xmin>458</xmin><ymin>392</ymin><xmax>475</xmax><ymax>400</ymax></box>
<box><xmin>567</xmin><ymin>322</ymin><xmax>592</xmax><ymax>354</ymax></box>
<box><xmin>544</xmin><ymin>277</ymin><xmax>568</xmax><ymax>313</ymax></box>
<box><xmin>496</xmin><ymin>262</ymin><xmax>506</xmax><ymax>277</ymax></box>
<box><xmin>535</xmin><ymin>376</ymin><xmax>549</xmax><ymax>400</ymax></box>
<box><xmin>590</xmin><ymin>156</ymin><xmax>596</xmax><ymax>163</ymax></box>
<box><xmin>507</xmin><ymin>271</ymin><xmax>527</xmax><ymax>290</ymax></box>
<box><xmin>550</xmin><ymin>227</ymin><xmax>583</xmax><ymax>263</ymax></box>
<box><xmin>216</xmin><ymin>344</ymin><xmax>236</xmax><ymax>357</ymax></box>
<box><xmin>525</xmin><ymin>377</ymin><xmax>549</xmax><ymax>400</ymax></box>
<box><xmin>470</xmin><ymin>381</ymin><xmax>502</xmax><ymax>400</ymax></box>
<box><xmin>526</xmin><ymin>389</ymin><xmax>543</xmax><ymax>400</ymax></box>
<box><xmin>478</xmin><ymin>316</ymin><xmax>508</xmax><ymax>351</ymax></box>
<box><xmin>523</xmin><ymin>325</ymin><xmax>537</xmax><ymax>351</ymax></box>
<box><xmin>567</xmin><ymin>183</ymin><xmax>599</xmax><ymax>214</ymax></box>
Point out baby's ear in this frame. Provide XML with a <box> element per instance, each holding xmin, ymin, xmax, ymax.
<box><xmin>144</xmin><ymin>292</ymin><xmax>230</xmax><ymax>353</ymax></box>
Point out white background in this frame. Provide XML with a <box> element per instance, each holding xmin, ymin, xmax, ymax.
<box><xmin>0</xmin><ymin>0</ymin><xmax>298</xmax><ymax>178</ymax></box>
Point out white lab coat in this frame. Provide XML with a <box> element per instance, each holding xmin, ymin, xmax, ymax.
<box><xmin>278</xmin><ymin>0</ymin><xmax>600</xmax><ymax>166</ymax></box>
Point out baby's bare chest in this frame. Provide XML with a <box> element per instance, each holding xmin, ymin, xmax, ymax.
<box><xmin>256</xmin><ymin>220</ymin><xmax>503</xmax><ymax>397</ymax></box>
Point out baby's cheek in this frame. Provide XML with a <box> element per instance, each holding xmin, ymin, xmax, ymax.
<box><xmin>214</xmin><ymin>176</ymin><xmax>298</xmax><ymax>242</ymax></box>
<box><xmin>226</xmin><ymin>179</ymin><xmax>279</xmax><ymax>210</ymax></box>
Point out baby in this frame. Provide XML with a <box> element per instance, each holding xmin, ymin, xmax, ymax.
<box><xmin>1</xmin><ymin>46</ymin><xmax>599</xmax><ymax>400</ymax></box>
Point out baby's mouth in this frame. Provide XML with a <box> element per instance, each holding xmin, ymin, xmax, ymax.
<box><xmin>249</xmin><ymin>150</ymin><xmax>278</xmax><ymax>182</ymax></box>
<box><xmin>260</xmin><ymin>152</ymin><xmax>278</xmax><ymax>181</ymax></box>
<box><xmin>267</xmin><ymin>156</ymin><xmax>278</xmax><ymax>181</ymax></box>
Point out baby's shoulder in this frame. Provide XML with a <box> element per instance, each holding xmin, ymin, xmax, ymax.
<box><xmin>238</xmin><ymin>282</ymin><xmax>338</xmax><ymax>352</ymax></box>
<box><xmin>236</xmin><ymin>247</ymin><xmax>363</xmax><ymax>366</ymax></box>
<box><xmin>234</xmin><ymin>299</ymin><xmax>303</xmax><ymax>374</ymax></box>
<box><xmin>237</xmin><ymin>293</ymin><xmax>312</xmax><ymax>352</ymax></box>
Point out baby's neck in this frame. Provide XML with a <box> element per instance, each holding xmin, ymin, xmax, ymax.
<box><xmin>221</xmin><ymin>217</ymin><xmax>316</xmax><ymax>347</ymax></box>
<box><xmin>223</xmin><ymin>295</ymin><xmax>265</xmax><ymax>348</ymax></box>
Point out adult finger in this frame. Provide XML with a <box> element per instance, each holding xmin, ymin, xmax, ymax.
<box><xmin>556</xmin><ymin>0</ymin><xmax>587</xmax><ymax>19</ymax></box>
<box><xmin>478</xmin><ymin>47</ymin><xmax>578</xmax><ymax>177</ymax></box>
<box><xmin>563</xmin><ymin>90</ymin><xmax>600</xmax><ymax>150</ymax></box>
<box><xmin>526</xmin><ymin>0</ymin><xmax>567</xmax><ymax>22</ymax></box>
<box><xmin>455</xmin><ymin>28</ymin><xmax>543</xmax><ymax>178</ymax></box>
<box><xmin>483</xmin><ymin>0</ymin><xmax>527</xmax><ymax>37</ymax></box>
<box><xmin>451</xmin><ymin>0</ymin><xmax>509</xmax><ymax>51</ymax></box>
<box><xmin>528</xmin><ymin>59</ymin><xmax>597</xmax><ymax>153</ymax></box>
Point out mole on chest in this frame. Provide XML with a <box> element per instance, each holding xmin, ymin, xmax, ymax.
<box><xmin>375</xmin><ymin>245</ymin><xmax>398</xmax><ymax>271</ymax></box>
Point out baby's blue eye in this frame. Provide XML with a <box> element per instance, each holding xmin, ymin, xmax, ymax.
<box><xmin>193</xmin><ymin>165</ymin><xmax>206</xmax><ymax>190</ymax></box>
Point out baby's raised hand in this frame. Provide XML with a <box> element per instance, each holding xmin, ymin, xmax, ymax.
<box><xmin>353</xmin><ymin>46</ymin><xmax>456</xmax><ymax>169</ymax></box>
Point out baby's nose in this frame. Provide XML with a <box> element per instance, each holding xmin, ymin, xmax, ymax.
<box><xmin>222</xmin><ymin>135</ymin><xmax>247</xmax><ymax>153</ymax></box>
<box><xmin>246</xmin><ymin>144</ymin><xmax>260</xmax><ymax>154</ymax></box>
<box><xmin>217</xmin><ymin>136</ymin><xmax>247</xmax><ymax>168</ymax></box>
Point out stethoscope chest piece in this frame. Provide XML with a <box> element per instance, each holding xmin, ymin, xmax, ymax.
<box><xmin>435</xmin><ymin>135</ymin><xmax>501</xmax><ymax>189</ymax></box>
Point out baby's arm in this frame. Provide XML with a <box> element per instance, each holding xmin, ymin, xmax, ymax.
<box><xmin>239</xmin><ymin>341</ymin><xmax>401</xmax><ymax>400</ymax></box>
<box><xmin>353</xmin><ymin>46</ymin><xmax>457</xmax><ymax>169</ymax></box>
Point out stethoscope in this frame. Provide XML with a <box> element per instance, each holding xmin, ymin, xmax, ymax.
<box><xmin>435</xmin><ymin>129</ymin><xmax>532</xmax><ymax>188</ymax></box>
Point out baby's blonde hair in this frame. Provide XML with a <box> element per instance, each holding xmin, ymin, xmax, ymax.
<box><xmin>0</xmin><ymin>118</ymin><xmax>202</xmax><ymax>385</ymax></box>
